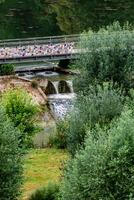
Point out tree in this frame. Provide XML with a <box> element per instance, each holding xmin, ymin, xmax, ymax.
<box><xmin>0</xmin><ymin>106</ymin><xmax>22</xmax><ymax>200</ymax></box>
<box><xmin>1</xmin><ymin>88</ymin><xmax>40</xmax><ymax>148</ymax></box>
<box><xmin>74</xmin><ymin>22</ymin><xmax>134</xmax><ymax>95</ymax></box>
<box><xmin>49</xmin><ymin>0</ymin><xmax>134</xmax><ymax>34</ymax></box>
<box><xmin>60</xmin><ymin>109</ymin><xmax>134</xmax><ymax>200</ymax></box>
<box><xmin>0</xmin><ymin>63</ymin><xmax>15</xmax><ymax>76</ymax></box>
<box><xmin>65</xmin><ymin>86</ymin><xmax>124</xmax><ymax>155</ymax></box>
<box><xmin>0</xmin><ymin>0</ymin><xmax>61</xmax><ymax>39</ymax></box>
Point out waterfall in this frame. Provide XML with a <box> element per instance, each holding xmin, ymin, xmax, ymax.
<box><xmin>52</xmin><ymin>81</ymin><xmax>59</xmax><ymax>94</ymax></box>
<box><xmin>47</xmin><ymin>79</ymin><xmax>75</xmax><ymax>119</ymax></box>
<box><xmin>16</xmin><ymin>69</ymin><xmax>75</xmax><ymax>119</ymax></box>
<box><xmin>48</xmin><ymin>93</ymin><xmax>75</xmax><ymax>119</ymax></box>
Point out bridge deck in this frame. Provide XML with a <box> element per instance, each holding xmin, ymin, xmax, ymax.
<box><xmin>0</xmin><ymin>35</ymin><xmax>80</xmax><ymax>64</ymax></box>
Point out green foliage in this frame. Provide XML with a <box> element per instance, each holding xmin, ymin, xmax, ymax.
<box><xmin>50</xmin><ymin>1</ymin><xmax>134</xmax><ymax>33</ymax></box>
<box><xmin>29</xmin><ymin>182</ymin><xmax>59</xmax><ymax>200</ymax></box>
<box><xmin>0</xmin><ymin>0</ymin><xmax>61</xmax><ymax>39</ymax></box>
<box><xmin>66</xmin><ymin>86</ymin><xmax>124</xmax><ymax>155</ymax></box>
<box><xmin>0</xmin><ymin>64</ymin><xmax>15</xmax><ymax>76</ymax></box>
<box><xmin>75</xmin><ymin>22</ymin><xmax>134</xmax><ymax>95</ymax></box>
<box><xmin>0</xmin><ymin>0</ymin><xmax>5</xmax><ymax>3</ymax></box>
<box><xmin>0</xmin><ymin>0</ymin><xmax>134</xmax><ymax>38</ymax></box>
<box><xmin>1</xmin><ymin>88</ymin><xmax>40</xmax><ymax>148</ymax></box>
<box><xmin>0</xmin><ymin>106</ymin><xmax>22</xmax><ymax>200</ymax></box>
<box><xmin>60</xmin><ymin>109</ymin><xmax>134</xmax><ymax>200</ymax></box>
<box><xmin>48</xmin><ymin>119</ymin><xmax>68</xmax><ymax>149</ymax></box>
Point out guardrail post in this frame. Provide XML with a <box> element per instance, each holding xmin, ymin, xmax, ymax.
<box><xmin>49</xmin><ymin>37</ymin><xmax>52</xmax><ymax>45</ymax></box>
<box><xmin>34</xmin><ymin>39</ymin><xmax>36</xmax><ymax>46</ymax></box>
<box><xmin>49</xmin><ymin>37</ymin><xmax>53</xmax><ymax>59</ymax></box>
<box><xmin>64</xmin><ymin>36</ymin><xmax>67</xmax><ymax>44</ymax></box>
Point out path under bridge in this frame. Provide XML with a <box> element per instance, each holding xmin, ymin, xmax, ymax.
<box><xmin>0</xmin><ymin>34</ymin><xmax>80</xmax><ymax>65</ymax></box>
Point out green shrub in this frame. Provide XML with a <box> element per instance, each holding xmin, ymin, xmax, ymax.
<box><xmin>66</xmin><ymin>86</ymin><xmax>124</xmax><ymax>155</ymax></box>
<box><xmin>29</xmin><ymin>182</ymin><xmax>59</xmax><ymax>200</ymax></box>
<box><xmin>60</xmin><ymin>109</ymin><xmax>134</xmax><ymax>200</ymax></box>
<box><xmin>1</xmin><ymin>88</ymin><xmax>40</xmax><ymax>148</ymax></box>
<box><xmin>0</xmin><ymin>64</ymin><xmax>15</xmax><ymax>76</ymax></box>
<box><xmin>74</xmin><ymin>22</ymin><xmax>134</xmax><ymax>95</ymax></box>
<box><xmin>0</xmin><ymin>106</ymin><xmax>22</xmax><ymax>200</ymax></box>
<box><xmin>48</xmin><ymin>119</ymin><xmax>68</xmax><ymax>149</ymax></box>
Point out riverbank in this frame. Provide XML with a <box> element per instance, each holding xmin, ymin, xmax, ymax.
<box><xmin>0</xmin><ymin>75</ymin><xmax>47</xmax><ymax>105</ymax></box>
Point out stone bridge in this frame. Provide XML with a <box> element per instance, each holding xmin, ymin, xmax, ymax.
<box><xmin>44</xmin><ymin>80</ymin><xmax>74</xmax><ymax>95</ymax></box>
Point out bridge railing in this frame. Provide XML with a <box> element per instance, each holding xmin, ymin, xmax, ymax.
<box><xmin>0</xmin><ymin>53</ymin><xmax>79</xmax><ymax>64</ymax></box>
<box><xmin>0</xmin><ymin>34</ymin><xmax>80</xmax><ymax>47</ymax></box>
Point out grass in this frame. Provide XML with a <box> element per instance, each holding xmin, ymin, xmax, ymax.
<box><xmin>21</xmin><ymin>148</ymin><xmax>68</xmax><ymax>200</ymax></box>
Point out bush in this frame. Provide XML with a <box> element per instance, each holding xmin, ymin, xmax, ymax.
<box><xmin>1</xmin><ymin>88</ymin><xmax>40</xmax><ymax>148</ymax></box>
<box><xmin>48</xmin><ymin>119</ymin><xmax>68</xmax><ymax>149</ymax></box>
<box><xmin>29</xmin><ymin>182</ymin><xmax>59</xmax><ymax>200</ymax></box>
<box><xmin>74</xmin><ymin>22</ymin><xmax>134</xmax><ymax>95</ymax></box>
<box><xmin>60</xmin><ymin>109</ymin><xmax>134</xmax><ymax>200</ymax></box>
<box><xmin>0</xmin><ymin>64</ymin><xmax>15</xmax><ymax>76</ymax></box>
<box><xmin>0</xmin><ymin>106</ymin><xmax>22</xmax><ymax>199</ymax></box>
<box><xmin>66</xmin><ymin>86</ymin><xmax>124</xmax><ymax>155</ymax></box>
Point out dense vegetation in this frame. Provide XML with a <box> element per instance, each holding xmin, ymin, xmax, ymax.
<box><xmin>1</xmin><ymin>88</ymin><xmax>40</xmax><ymax>148</ymax></box>
<box><xmin>60</xmin><ymin>22</ymin><xmax>134</xmax><ymax>155</ymax></box>
<box><xmin>0</xmin><ymin>107</ymin><xmax>22</xmax><ymax>199</ymax></box>
<box><xmin>29</xmin><ymin>183</ymin><xmax>59</xmax><ymax>200</ymax></box>
<box><xmin>0</xmin><ymin>87</ymin><xmax>42</xmax><ymax>199</ymax></box>
<box><xmin>0</xmin><ymin>0</ymin><xmax>61</xmax><ymax>39</ymax></box>
<box><xmin>0</xmin><ymin>64</ymin><xmax>15</xmax><ymax>76</ymax></box>
<box><xmin>66</xmin><ymin>86</ymin><xmax>124</xmax><ymax>155</ymax></box>
<box><xmin>0</xmin><ymin>0</ymin><xmax>134</xmax><ymax>198</ymax></box>
<box><xmin>50</xmin><ymin>0</ymin><xmax>134</xmax><ymax>33</ymax></box>
<box><xmin>60</xmin><ymin>109</ymin><xmax>134</xmax><ymax>200</ymax></box>
<box><xmin>57</xmin><ymin>23</ymin><xmax>134</xmax><ymax>199</ymax></box>
<box><xmin>75</xmin><ymin>22</ymin><xmax>134</xmax><ymax>95</ymax></box>
<box><xmin>0</xmin><ymin>0</ymin><xmax>134</xmax><ymax>39</ymax></box>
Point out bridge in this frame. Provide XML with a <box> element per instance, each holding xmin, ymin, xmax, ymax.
<box><xmin>45</xmin><ymin>80</ymin><xmax>74</xmax><ymax>95</ymax></box>
<box><xmin>0</xmin><ymin>34</ymin><xmax>80</xmax><ymax>64</ymax></box>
